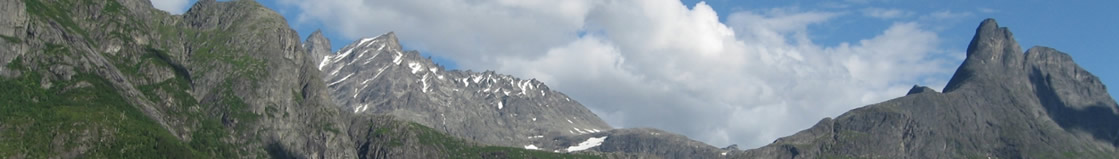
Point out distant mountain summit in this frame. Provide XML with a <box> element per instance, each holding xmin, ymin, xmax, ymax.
<box><xmin>311</xmin><ymin>32</ymin><xmax>614</xmax><ymax>151</ymax></box>
<box><xmin>734</xmin><ymin>18</ymin><xmax>1119</xmax><ymax>158</ymax></box>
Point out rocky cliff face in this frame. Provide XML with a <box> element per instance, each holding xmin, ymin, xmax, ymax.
<box><xmin>732</xmin><ymin>19</ymin><xmax>1119</xmax><ymax>159</ymax></box>
<box><xmin>1</xmin><ymin>0</ymin><xmax>350</xmax><ymax>158</ymax></box>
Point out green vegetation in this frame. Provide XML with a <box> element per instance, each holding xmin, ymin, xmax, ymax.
<box><xmin>23</xmin><ymin>0</ymin><xmax>91</xmax><ymax>43</ymax></box>
<box><xmin>0</xmin><ymin>62</ymin><xmax>199</xmax><ymax>158</ymax></box>
<box><xmin>0</xmin><ymin>35</ymin><xmax>19</xmax><ymax>43</ymax></box>
<box><xmin>837</xmin><ymin>130</ymin><xmax>870</xmax><ymax>141</ymax></box>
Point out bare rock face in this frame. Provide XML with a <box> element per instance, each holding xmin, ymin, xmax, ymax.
<box><xmin>733</xmin><ymin>18</ymin><xmax>1119</xmax><ymax>159</ymax></box>
<box><xmin>304</xmin><ymin>30</ymin><xmax>332</xmax><ymax>67</ymax></box>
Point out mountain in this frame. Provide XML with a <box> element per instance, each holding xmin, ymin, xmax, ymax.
<box><xmin>314</xmin><ymin>31</ymin><xmax>615</xmax><ymax>150</ymax></box>
<box><xmin>315</xmin><ymin>31</ymin><xmax>730</xmax><ymax>157</ymax></box>
<box><xmin>731</xmin><ymin>19</ymin><xmax>1119</xmax><ymax>158</ymax></box>
<box><xmin>0</xmin><ymin>0</ymin><xmax>606</xmax><ymax>158</ymax></box>
<box><xmin>4</xmin><ymin>0</ymin><xmax>1117</xmax><ymax>158</ymax></box>
<box><xmin>1</xmin><ymin>0</ymin><xmax>357</xmax><ymax>157</ymax></box>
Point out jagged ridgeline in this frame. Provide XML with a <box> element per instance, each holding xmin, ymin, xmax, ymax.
<box><xmin>0</xmin><ymin>0</ymin><xmax>607</xmax><ymax>158</ymax></box>
<box><xmin>731</xmin><ymin>19</ymin><xmax>1119</xmax><ymax>158</ymax></box>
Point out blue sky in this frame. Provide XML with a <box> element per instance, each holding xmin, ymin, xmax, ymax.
<box><xmin>154</xmin><ymin>0</ymin><xmax>1117</xmax><ymax>148</ymax></box>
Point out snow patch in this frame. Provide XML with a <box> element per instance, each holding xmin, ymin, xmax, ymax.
<box><xmin>565</xmin><ymin>136</ymin><xmax>607</xmax><ymax>152</ymax></box>
<box><xmin>355</xmin><ymin>50</ymin><xmax>368</xmax><ymax>59</ymax></box>
<box><xmin>721</xmin><ymin>152</ymin><xmax>727</xmax><ymax>156</ymax></box>
<box><xmin>361</xmin><ymin>49</ymin><xmax>383</xmax><ymax>65</ymax></box>
<box><xmin>420</xmin><ymin>74</ymin><xmax>430</xmax><ymax>93</ymax></box>
<box><xmin>524</xmin><ymin>145</ymin><xmax>539</xmax><ymax>150</ymax></box>
<box><xmin>532</xmin><ymin>117</ymin><xmax>537</xmax><ymax>121</ymax></box>
<box><xmin>392</xmin><ymin>51</ymin><xmax>403</xmax><ymax>64</ymax></box>
<box><xmin>497</xmin><ymin>101</ymin><xmax>504</xmax><ymax>109</ymax></box>
<box><xmin>358</xmin><ymin>37</ymin><xmax>376</xmax><ymax>46</ymax></box>
<box><xmin>337</xmin><ymin>48</ymin><xmax>354</xmax><ymax>59</ymax></box>
<box><xmin>318</xmin><ymin>56</ymin><xmax>332</xmax><ymax>70</ymax></box>
<box><xmin>408</xmin><ymin>62</ymin><xmax>423</xmax><ymax>74</ymax></box>
<box><xmin>369</xmin><ymin>66</ymin><xmax>388</xmax><ymax>82</ymax></box>
<box><xmin>353</xmin><ymin>104</ymin><xmax>369</xmax><ymax>113</ymax></box>
<box><xmin>567</xmin><ymin>119</ymin><xmax>573</xmax><ymax>124</ymax></box>
<box><xmin>327</xmin><ymin>73</ymin><xmax>355</xmax><ymax>86</ymax></box>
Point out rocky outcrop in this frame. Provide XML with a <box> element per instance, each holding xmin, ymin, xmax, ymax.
<box><xmin>906</xmin><ymin>85</ymin><xmax>937</xmax><ymax>95</ymax></box>
<box><xmin>304</xmin><ymin>30</ymin><xmax>332</xmax><ymax>68</ymax></box>
<box><xmin>733</xmin><ymin>18</ymin><xmax>1119</xmax><ymax>158</ymax></box>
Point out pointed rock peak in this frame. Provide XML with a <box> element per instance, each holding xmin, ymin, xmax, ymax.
<box><xmin>965</xmin><ymin>18</ymin><xmax>1022</xmax><ymax>63</ymax></box>
<box><xmin>379</xmin><ymin>32</ymin><xmax>398</xmax><ymax>41</ymax></box>
<box><xmin>905</xmin><ymin>85</ymin><xmax>938</xmax><ymax>95</ymax></box>
<box><xmin>943</xmin><ymin>18</ymin><xmax>1026</xmax><ymax>93</ymax></box>
<box><xmin>304</xmin><ymin>29</ymin><xmax>332</xmax><ymax>69</ymax></box>
<box><xmin>308</xmin><ymin>29</ymin><xmax>326</xmax><ymax>39</ymax></box>
<box><xmin>372</xmin><ymin>32</ymin><xmax>402</xmax><ymax>49</ymax></box>
<box><xmin>304</xmin><ymin>29</ymin><xmax>330</xmax><ymax>49</ymax></box>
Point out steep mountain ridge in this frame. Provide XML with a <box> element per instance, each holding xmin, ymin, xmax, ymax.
<box><xmin>733</xmin><ymin>19</ymin><xmax>1119</xmax><ymax>158</ymax></box>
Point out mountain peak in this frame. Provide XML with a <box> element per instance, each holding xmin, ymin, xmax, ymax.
<box><xmin>304</xmin><ymin>29</ymin><xmax>332</xmax><ymax>69</ymax></box>
<box><xmin>943</xmin><ymin>18</ymin><xmax>1025</xmax><ymax>93</ymax></box>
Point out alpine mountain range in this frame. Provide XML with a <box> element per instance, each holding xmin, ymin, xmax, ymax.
<box><xmin>1</xmin><ymin>0</ymin><xmax>1117</xmax><ymax>158</ymax></box>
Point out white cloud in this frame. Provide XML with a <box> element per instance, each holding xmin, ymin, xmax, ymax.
<box><xmin>277</xmin><ymin>0</ymin><xmax>594</xmax><ymax>66</ymax></box>
<box><xmin>862</xmin><ymin>8</ymin><xmax>913</xmax><ymax>19</ymax></box>
<box><xmin>150</xmin><ymin>0</ymin><xmax>191</xmax><ymax>14</ymax></box>
<box><xmin>279</xmin><ymin>0</ymin><xmax>958</xmax><ymax>148</ymax></box>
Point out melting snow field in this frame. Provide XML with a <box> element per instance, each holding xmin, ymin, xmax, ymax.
<box><xmin>565</xmin><ymin>136</ymin><xmax>607</xmax><ymax>152</ymax></box>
